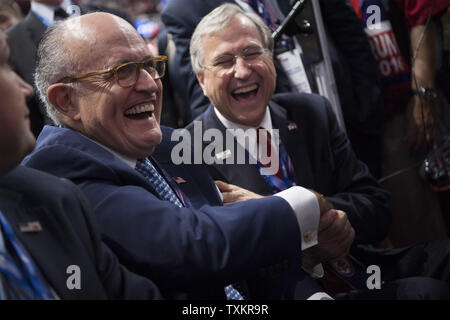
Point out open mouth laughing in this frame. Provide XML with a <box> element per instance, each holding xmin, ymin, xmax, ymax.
<box><xmin>231</xmin><ymin>84</ymin><xmax>259</xmax><ymax>101</ymax></box>
<box><xmin>124</xmin><ymin>103</ymin><xmax>154</xmax><ymax>120</ymax></box>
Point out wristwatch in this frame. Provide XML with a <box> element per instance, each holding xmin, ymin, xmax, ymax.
<box><xmin>412</xmin><ymin>87</ymin><xmax>438</xmax><ymax>100</ymax></box>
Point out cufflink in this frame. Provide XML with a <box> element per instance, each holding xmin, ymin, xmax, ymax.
<box><xmin>303</xmin><ymin>231</ymin><xmax>314</xmax><ymax>243</ymax></box>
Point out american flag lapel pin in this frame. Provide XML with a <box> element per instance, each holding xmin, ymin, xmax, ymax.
<box><xmin>19</xmin><ymin>221</ymin><xmax>42</xmax><ymax>233</ymax></box>
<box><xmin>215</xmin><ymin>149</ymin><xmax>232</xmax><ymax>161</ymax></box>
<box><xmin>173</xmin><ymin>176</ymin><xmax>187</xmax><ymax>184</ymax></box>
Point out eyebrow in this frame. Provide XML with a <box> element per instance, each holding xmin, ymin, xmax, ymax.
<box><xmin>102</xmin><ymin>55</ymin><xmax>154</xmax><ymax>70</ymax></box>
<box><xmin>210</xmin><ymin>45</ymin><xmax>263</xmax><ymax>64</ymax></box>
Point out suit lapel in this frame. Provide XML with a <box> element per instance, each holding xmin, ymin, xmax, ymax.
<box><xmin>149</xmin><ymin>156</ymin><xmax>193</xmax><ymax>208</ymax></box>
<box><xmin>269</xmin><ymin>100</ymin><xmax>315</xmax><ymax>189</ymax></box>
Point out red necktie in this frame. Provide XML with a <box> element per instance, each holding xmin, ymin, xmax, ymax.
<box><xmin>257</xmin><ymin>127</ymin><xmax>283</xmax><ymax>180</ymax></box>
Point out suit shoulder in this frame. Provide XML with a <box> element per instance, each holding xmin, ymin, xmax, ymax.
<box><xmin>1</xmin><ymin>166</ymin><xmax>82</xmax><ymax>203</ymax></box>
<box><xmin>272</xmin><ymin>92</ymin><xmax>331</xmax><ymax>120</ymax></box>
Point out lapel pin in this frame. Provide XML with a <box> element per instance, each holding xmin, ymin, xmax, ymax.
<box><xmin>287</xmin><ymin>122</ymin><xmax>298</xmax><ymax>131</ymax></box>
<box><xmin>19</xmin><ymin>221</ymin><xmax>42</xmax><ymax>233</ymax></box>
<box><xmin>173</xmin><ymin>177</ymin><xmax>187</xmax><ymax>184</ymax></box>
<box><xmin>215</xmin><ymin>149</ymin><xmax>232</xmax><ymax>161</ymax></box>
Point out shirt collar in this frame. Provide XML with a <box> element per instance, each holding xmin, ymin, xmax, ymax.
<box><xmin>31</xmin><ymin>0</ymin><xmax>72</xmax><ymax>24</ymax></box>
<box><xmin>82</xmin><ymin>134</ymin><xmax>137</xmax><ymax>169</ymax></box>
<box><xmin>213</xmin><ymin>105</ymin><xmax>273</xmax><ymax>132</ymax></box>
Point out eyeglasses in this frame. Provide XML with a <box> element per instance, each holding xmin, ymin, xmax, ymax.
<box><xmin>58</xmin><ymin>56</ymin><xmax>167</xmax><ymax>88</ymax></box>
<box><xmin>203</xmin><ymin>46</ymin><xmax>270</xmax><ymax>77</ymax></box>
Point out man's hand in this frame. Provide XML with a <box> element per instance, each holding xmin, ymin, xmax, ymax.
<box><xmin>308</xmin><ymin>189</ymin><xmax>334</xmax><ymax>214</ymax></box>
<box><xmin>302</xmin><ymin>209</ymin><xmax>355</xmax><ymax>268</ymax></box>
<box><xmin>215</xmin><ymin>180</ymin><xmax>264</xmax><ymax>204</ymax></box>
<box><xmin>405</xmin><ymin>95</ymin><xmax>437</xmax><ymax>152</ymax></box>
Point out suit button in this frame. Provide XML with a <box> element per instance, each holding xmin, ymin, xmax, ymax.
<box><xmin>303</xmin><ymin>231</ymin><xmax>314</xmax><ymax>243</ymax></box>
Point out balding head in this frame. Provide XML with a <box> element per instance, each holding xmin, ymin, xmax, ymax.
<box><xmin>62</xmin><ymin>13</ymin><xmax>142</xmax><ymax>67</ymax></box>
<box><xmin>35</xmin><ymin>12</ymin><xmax>145</xmax><ymax>125</ymax></box>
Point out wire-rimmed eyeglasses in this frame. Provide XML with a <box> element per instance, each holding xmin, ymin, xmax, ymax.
<box><xmin>203</xmin><ymin>46</ymin><xmax>270</xmax><ymax>77</ymax></box>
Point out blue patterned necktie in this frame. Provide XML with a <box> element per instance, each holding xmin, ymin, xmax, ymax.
<box><xmin>135</xmin><ymin>158</ymin><xmax>244</xmax><ymax>300</ymax></box>
<box><xmin>135</xmin><ymin>158</ymin><xmax>183</xmax><ymax>208</ymax></box>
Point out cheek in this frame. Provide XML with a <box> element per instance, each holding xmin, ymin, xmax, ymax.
<box><xmin>80</xmin><ymin>93</ymin><xmax>114</xmax><ymax>123</ymax></box>
<box><xmin>210</xmin><ymin>79</ymin><xmax>229</xmax><ymax>102</ymax></box>
<box><xmin>264</xmin><ymin>60</ymin><xmax>277</xmax><ymax>88</ymax></box>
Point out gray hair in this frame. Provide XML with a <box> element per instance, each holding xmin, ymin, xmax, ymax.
<box><xmin>34</xmin><ymin>19</ymin><xmax>82</xmax><ymax>125</ymax></box>
<box><xmin>189</xmin><ymin>3</ymin><xmax>274</xmax><ymax>75</ymax></box>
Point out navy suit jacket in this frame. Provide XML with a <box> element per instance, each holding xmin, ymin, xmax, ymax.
<box><xmin>22</xmin><ymin>125</ymin><xmax>323</xmax><ymax>299</ymax></box>
<box><xmin>189</xmin><ymin>93</ymin><xmax>391</xmax><ymax>246</ymax></box>
<box><xmin>0</xmin><ymin>165</ymin><xmax>162</xmax><ymax>299</ymax></box>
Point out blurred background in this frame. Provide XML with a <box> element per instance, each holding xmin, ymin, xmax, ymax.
<box><xmin>1</xmin><ymin>0</ymin><xmax>166</xmax><ymax>53</ymax></box>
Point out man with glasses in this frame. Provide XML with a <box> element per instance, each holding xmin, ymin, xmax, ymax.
<box><xmin>187</xmin><ymin>3</ymin><xmax>450</xmax><ymax>299</ymax></box>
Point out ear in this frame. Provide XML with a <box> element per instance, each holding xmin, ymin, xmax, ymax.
<box><xmin>196</xmin><ymin>72</ymin><xmax>208</xmax><ymax>97</ymax></box>
<box><xmin>47</xmin><ymin>83</ymin><xmax>80</xmax><ymax>121</ymax></box>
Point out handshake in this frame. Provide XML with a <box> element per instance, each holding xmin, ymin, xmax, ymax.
<box><xmin>215</xmin><ymin>181</ymin><xmax>355</xmax><ymax>267</ymax></box>
<box><xmin>303</xmin><ymin>190</ymin><xmax>355</xmax><ymax>268</ymax></box>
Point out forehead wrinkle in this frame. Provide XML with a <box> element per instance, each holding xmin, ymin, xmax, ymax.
<box><xmin>63</xmin><ymin>14</ymin><xmax>146</xmax><ymax>70</ymax></box>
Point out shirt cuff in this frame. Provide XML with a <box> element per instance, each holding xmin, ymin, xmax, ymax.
<box><xmin>302</xmin><ymin>263</ymin><xmax>324</xmax><ymax>279</ymax></box>
<box><xmin>307</xmin><ymin>292</ymin><xmax>334</xmax><ymax>300</ymax></box>
<box><xmin>274</xmin><ymin>186</ymin><xmax>320</xmax><ymax>251</ymax></box>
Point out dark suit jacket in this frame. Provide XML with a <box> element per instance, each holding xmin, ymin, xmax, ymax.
<box><xmin>188</xmin><ymin>93</ymin><xmax>391</xmax><ymax>246</ymax></box>
<box><xmin>0</xmin><ymin>165</ymin><xmax>162</xmax><ymax>299</ymax></box>
<box><xmin>161</xmin><ymin>0</ymin><xmax>383</xmax><ymax>176</ymax></box>
<box><xmin>22</xmin><ymin>125</ymin><xmax>321</xmax><ymax>299</ymax></box>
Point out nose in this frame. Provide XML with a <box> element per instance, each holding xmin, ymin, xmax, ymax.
<box><xmin>133</xmin><ymin>67</ymin><xmax>161</xmax><ymax>93</ymax></box>
<box><xmin>233</xmin><ymin>57</ymin><xmax>252</xmax><ymax>79</ymax></box>
<box><xmin>13</xmin><ymin>72</ymin><xmax>34</xmax><ymax>99</ymax></box>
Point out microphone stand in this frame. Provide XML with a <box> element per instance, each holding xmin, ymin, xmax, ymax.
<box><xmin>272</xmin><ymin>0</ymin><xmax>308</xmax><ymax>42</ymax></box>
